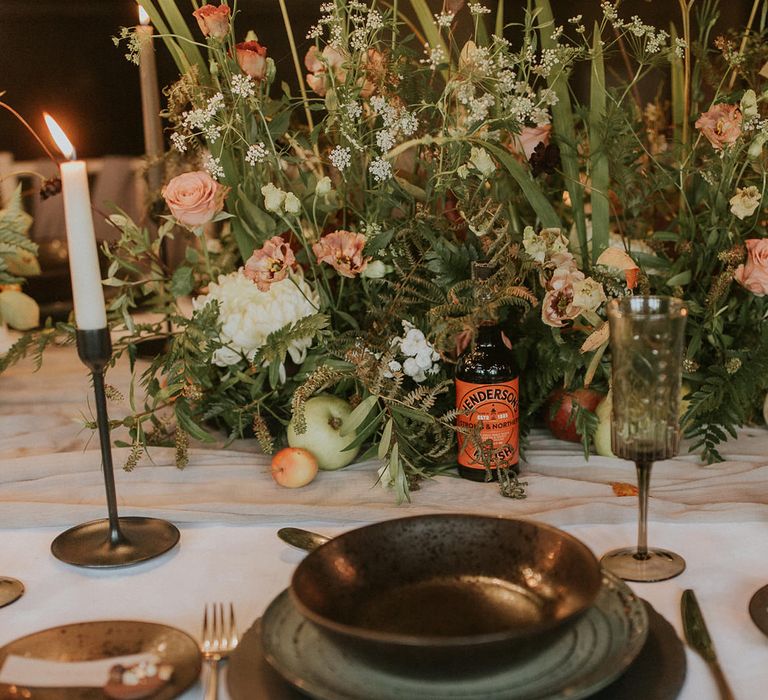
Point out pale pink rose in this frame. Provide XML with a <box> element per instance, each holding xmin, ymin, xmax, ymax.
<box><xmin>510</xmin><ymin>125</ymin><xmax>552</xmax><ymax>160</ymax></box>
<box><xmin>244</xmin><ymin>236</ymin><xmax>296</xmax><ymax>292</ymax></box>
<box><xmin>304</xmin><ymin>46</ymin><xmax>347</xmax><ymax>97</ymax></box>
<box><xmin>313</xmin><ymin>230</ymin><xmax>369</xmax><ymax>278</ymax></box>
<box><xmin>192</xmin><ymin>4</ymin><xmax>230</xmax><ymax>40</ymax></box>
<box><xmin>541</xmin><ymin>267</ymin><xmax>585</xmax><ymax>327</ymax></box>
<box><xmin>734</xmin><ymin>239</ymin><xmax>768</xmax><ymax>296</ymax></box>
<box><xmin>695</xmin><ymin>103</ymin><xmax>742</xmax><ymax>150</ymax></box>
<box><xmin>162</xmin><ymin>171</ymin><xmax>228</xmax><ymax>227</ymax></box>
<box><xmin>236</xmin><ymin>41</ymin><xmax>268</xmax><ymax>81</ymax></box>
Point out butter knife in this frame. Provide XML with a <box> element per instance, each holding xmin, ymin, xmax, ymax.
<box><xmin>681</xmin><ymin>589</ymin><xmax>735</xmax><ymax>700</ymax></box>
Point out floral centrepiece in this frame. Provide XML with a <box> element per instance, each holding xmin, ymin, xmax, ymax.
<box><xmin>5</xmin><ymin>0</ymin><xmax>768</xmax><ymax>499</ymax></box>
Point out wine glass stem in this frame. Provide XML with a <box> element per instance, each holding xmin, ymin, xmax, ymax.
<box><xmin>635</xmin><ymin>459</ymin><xmax>653</xmax><ymax>558</ymax></box>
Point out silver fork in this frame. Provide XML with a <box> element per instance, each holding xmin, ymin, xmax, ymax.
<box><xmin>201</xmin><ymin>603</ymin><xmax>239</xmax><ymax>700</ymax></box>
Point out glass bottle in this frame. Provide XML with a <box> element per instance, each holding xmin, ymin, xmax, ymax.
<box><xmin>455</xmin><ymin>262</ymin><xmax>520</xmax><ymax>481</ymax></box>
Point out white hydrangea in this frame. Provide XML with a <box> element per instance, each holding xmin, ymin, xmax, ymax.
<box><xmin>386</xmin><ymin>321</ymin><xmax>440</xmax><ymax>383</ymax></box>
<box><xmin>193</xmin><ymin>271</ymin><xmax>319</xmax><ymax>370</ymax></box>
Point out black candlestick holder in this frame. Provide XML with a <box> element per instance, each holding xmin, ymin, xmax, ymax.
<box><xmin>50</xmin><ymin>328</ymin><xmax>180</xmax><ymax>568</ymax></box>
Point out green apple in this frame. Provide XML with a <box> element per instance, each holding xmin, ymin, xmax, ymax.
<box><xmin>593</xmin><ymin>382</ymin><xmax>693</xmax><ymax>458</ymax></box>
<box><xmin>593</xmin><ymin>392</ymin><xmax>614</xmax><ymax>457</ymax></box>
<box><xmin>0</xmin><ymin>289</ymin><xmax>39</xmax><ymax>331</ymax></box>
<box><xmin>287</xmin><ymin>394</ymin><xmax>360</xmax><ymax>470</ymax></box>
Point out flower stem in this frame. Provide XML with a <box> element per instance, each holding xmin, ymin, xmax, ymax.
<box><xmin>728</xmin><ymin>0</ymin><xmax>760</xmax><ymax>89</ymax></box>
<box><xmin>0</xmin><ymin>101</ymin><xmax>58</xmax><ymax>165</ymax></box>
<box><xmin>678</xmin><ymin>0</ymin><xmax>695</xmax><ymax>150</ymax></box>
<box><xmin>277</xmin><ymin>0</ymin><xmax>320</xmax><ymax>160</ymax></box>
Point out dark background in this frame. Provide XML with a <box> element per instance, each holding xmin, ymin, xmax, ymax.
<box><xmin>0</xmin><ymin>0</ymin><xmax>753</xmax><ymax>160</ymax></box>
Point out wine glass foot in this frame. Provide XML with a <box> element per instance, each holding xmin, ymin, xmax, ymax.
<box><xmin>0</xmin><ymin>577</ymin><xmax>24</xmax><ymax>608</ymax></box>
<box><xmin>600</xmin><ymin>547</ymin><xmax>685</xmax><ymax>582</ymax></box>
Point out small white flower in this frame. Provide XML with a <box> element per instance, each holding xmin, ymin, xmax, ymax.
<box><xmin>572</xmin><ymin>277</ymin><xmax>607</xmax><ymax>313</ymax></box>
<box><xmin>315</xmin><ymin>176</ymin><xmax>332</xmax><ymax>196</ymax></box>
<box><xmin>231</xmin><ymin>74</ymin><xmax>255</xmax><ymax>99</ymax></box>
<box><xmin>203</xmin><ymin>154</ymin><xmax>225</xmax><ymax>180</ymax></box>
<box><xmin>369</xmin><ymin>157</ymin><xmax>392</xmax><ymax>182</ymax></box>
<box><xmin>376</xmin><ymin>129</ymin><xmax>396</xmax><ymax>152</ymax></box>
<box><xmin>283</xmin><ymin>192</ymin><xmax>301</xmax><ymax>215</ymax></box>
<box><xmin>362</xmin><ymin>260</ymin><xmax>390</xmax><ymax>278</ymax></box>
<box><xmin>399</xmin><ymin>112</ymin><xmax>419</xmax><ymax>136</ymax></box>
<box><xmin>468</xmin><ymin>3</ymin><xmax>491</xmax><ymax>15</ymax></box>
<box><xmin>170</xmin><ymin>132</ymin><xmax>187</xmax><ymax>153</ymax></box>
<box><xmin>741</xmin><ymin>89</ymin><xmax>758</xmax><ymax>121</ymax></box>
<box><xmin>388</xmin><ymin>359</ymin><xmax>402</xmax><ymax>373</ymax></box>
<box><xmin>401</xmin><ymin>327</ymin><xmax>426</xmax><ymax>355</ymax></box>
<box><xmin>261</xmin><ymin>183</ymin><xmax>285</xmax><ymax>213</ymax></box>
<box><xmin>522</xmin><ymin>226</ymin><xmax>547</xmax><ymax>263</ymax></box>
<box><xmin>330</xmin><ymin>145</ymin><xmax>352</xmax><ymax>171</ymax></box>
<box><xmin>730</xmin><ymin>185</ymin><xmax>762</xmax><ymax>220</ymax></box>
<box><xmin>469</xmin><ymin>146</ymin><xmax>495</xmax><ymax>177</ymax></box>
<box><xmin>414</xmin><ymin>348</ymin><xmax>435</xmax><ymax>370</ymax></box>
<box><xmin>402</xmin><ymin>357</ymin><xmax>426</xmax><ymax>382</ymax></box>
<box><xmin>345</xmin><ymin>101</ymin><xmax>363</xmax><ymax>119</ymax></box>
<box><xmin>435</xmin><ymin>12</ymin><xmax>454</xmax><ymax>29</ymax></box>
<box><xmin>421</xmin><ymin>43</ymin><xmax>446</xmax><ymax>71</ymax></box>
<box><xmin>245</xmin><ymin>142</ymin><xmax>268</xmax><ymax>166</ymax></box>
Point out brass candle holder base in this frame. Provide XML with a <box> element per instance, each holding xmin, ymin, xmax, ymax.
<box><xmin>0</xmin><ymin>577</ymin><xmax>24</xmax><ymax>608</ymax></box>
<box><xmin>51</xmin><ymin>516</ymin><xmax>179</xmax><ymax>569</ymax></box>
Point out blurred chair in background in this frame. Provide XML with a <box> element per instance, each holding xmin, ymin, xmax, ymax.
<box><xmin>0</xmin><ymin>153</ymin><xmax>145</xmax><ymax>321</ymax></box>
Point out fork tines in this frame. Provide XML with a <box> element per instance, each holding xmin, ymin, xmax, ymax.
<box><xmin>202</xmin><ymin>602</ymin><xmax>239</xmax><ymax>654</ymax></box>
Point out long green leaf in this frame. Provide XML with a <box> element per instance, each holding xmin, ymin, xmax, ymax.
<box><xmin>137</xmin><ymin>0</ymin><xmax>190</xmax><ymax>75</ymax></box>
<box><xmin>670</xmin><ymin>23</ymin><xmax>684</xmax><ymax>161</ymax></box>
<box><xmin>484</xmin><ymin>143</ymin><xmax>561</xmax><ymax>228</ymax></box>
<box><xmin>495</xmin><ymin>0</ymin><xmax>505</xmax><ymax>38</ymax></box>
<box><xmin>157</xmin><ymin>0</ymin><xmax>209</xmax><ymax>79</ymax></box>
<box><xmin>406</xmin><ymin>0</ymin><xmax>451</xmax><ymax>80</ymax></box>
<box><xmin>377</xmin><ymin>418</ymin><xmax>393</xmax><ymax>460</ymax></box>
<box><xmin>534</xmin><ymin>0</ymin><xmax>588</xmax><ymax>267</ymax></box>
<box><xmin>589</xmin><ymin>23</ymin><xmax>609</xmax><ymax>261</ymax></box>
<box><xmin>340</xmin><ymin>395</ymin><xmax>379</xmax><ymax>437</ymax></box>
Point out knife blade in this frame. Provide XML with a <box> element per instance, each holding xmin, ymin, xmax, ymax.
<box><xmin>681</xmin><ymin>589</ymin><xmax>735</xmax><ymax>700</ymax></box>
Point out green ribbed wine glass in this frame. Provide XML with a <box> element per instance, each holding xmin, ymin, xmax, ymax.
<box><xmin>600</xmin><ymin>296</ymin><xmax>688</xmax><ymax>583</ymax></box>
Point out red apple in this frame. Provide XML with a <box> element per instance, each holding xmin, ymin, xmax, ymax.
<box><xmin>545</xmin><ymin>388</ymin><xmax>605</xmax><ymax>443</ymax></box>
<box><xmin>271</xmin><ymin>447</ymin><xmax>319</xmax><ymax>488</ymax></box>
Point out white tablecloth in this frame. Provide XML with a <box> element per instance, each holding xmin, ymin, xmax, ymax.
<box><xmin>1</xmin><ymin>346</ymin><xmax>767</xmax><ymax>699</ymax></box>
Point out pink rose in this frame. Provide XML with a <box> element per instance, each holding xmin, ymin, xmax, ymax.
<box><xmin>510</xmin><ymin>125</ymin><xmax>552</xmax><ymax>161</ymax></box>
<box><xmin>541</xmin><ymin>267</ymin><xmax>585</xmax><ymax>327</ymax></box>
<box><xmin>313</xmin><ymin>230</ymin><xmax>369</xmax><ymax>278</ymax></box>
<box><xmin>162</xmin><ymin>171</ymin><xmax>228</xmax><ymax>227</ymax></box>
<box><xmin>243</xmin><ymin>236</ymin><xmax>296</xmax><ymax>291</ymax></box>
<box><xmin>236</xmin><ymin>41</ymin><xmax>268</xmax><ymax>81</ymax></box>
<box><xmin>192</xmin><ymin>4</ymin><xmax>230</xmax><ymax>40</ymax></box>
<box><xmin>359</xmin><ymin>48</ymin><xmax>385</xmax><ymax>98</ymax></box>
<box><xmin>734</xmin><ymin>239</ymin><xmax>768</xmax><ymax>296</ymax></box>
<box><xmin>695</xmin><ymin>103</ymin><xmax>742</xmax><ymax>150</ymax></box>
<box><xmin>304</xmin><ymin>46</ymin><xmax>346</xmax><ymax>97</ymax></box>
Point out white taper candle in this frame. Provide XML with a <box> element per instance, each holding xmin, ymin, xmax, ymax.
<box><xmin>44</xmin><ymin>114</ymin><xmax>107</xmax><ymax>330</ymax></box>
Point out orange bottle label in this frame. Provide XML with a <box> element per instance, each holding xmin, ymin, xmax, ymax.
<box><xmin>456</xmin><ymin>379</ymin><xmax>519</xmax><ymax>469</ymax></box>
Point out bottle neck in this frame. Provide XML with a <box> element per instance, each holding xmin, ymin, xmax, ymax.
<box><xmin>476</xmin><ymin>323</ymin><xmax>500</xmax><ymax>345</ymax></box>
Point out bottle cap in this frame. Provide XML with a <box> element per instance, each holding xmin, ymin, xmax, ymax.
<box><xmin>471</xmin><ymin>260</ymin><xmax>497</xmax><ymax>281</ymax></box>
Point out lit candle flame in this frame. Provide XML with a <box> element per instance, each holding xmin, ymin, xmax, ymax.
<box><xmin>44</xmin><ymin>113</ymin><xmax>77</xmax><ymax>161</ymax></box>
<box><xmin>139</xmin><ymin>4</ymin><xmax>150</xmax><ymax>26</ymax></box>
